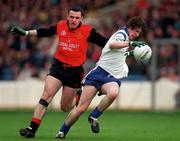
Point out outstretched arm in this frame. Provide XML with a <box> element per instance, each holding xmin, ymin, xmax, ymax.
<box><xmin>11</xmin><ymin>25</ymin><xmax>57</xmax><ymax>37</ymax></box>
<box><xmin>109</xmin><ymin>40</ymin><xmax>147</xmax><ymax>49</ymax></box>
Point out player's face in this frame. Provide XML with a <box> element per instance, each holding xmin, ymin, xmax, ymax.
<box><xmin>67</xmin><ymin>10</ymin><xmax>83</xmax><ymax>30</ymax></box>
<box><xmin>128</xmin><ymin>27</ymin><xmax>142</xmax><ymax>40</ymax></box>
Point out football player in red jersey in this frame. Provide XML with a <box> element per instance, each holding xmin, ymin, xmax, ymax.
<box><xmin>11</xmin><ymin>6</ymin><xmax>108</xmax><ymax>138</ymax></box>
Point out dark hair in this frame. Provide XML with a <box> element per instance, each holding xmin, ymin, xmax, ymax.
<box><xmin>127</xmin><ymin>16</ymin><xmax>147</xmax><ymax>36</ymax></box>
<box><xmin>68</xmin><ymin>6</ymin><xmax>84</xmax><ymax>17</ymax></box>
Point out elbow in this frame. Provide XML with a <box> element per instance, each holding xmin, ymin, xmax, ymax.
<box><xmin>109</xmin><ymin>43</ymin><xmax>115</xmax><ymax>49</ymax></box>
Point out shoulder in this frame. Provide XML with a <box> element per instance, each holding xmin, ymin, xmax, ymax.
<box><xmin>77</xmin><ymin>23</ymin><xmax>93</xmax><ymax>34</ymax></box>
<box><xmin>81</xmin><ymin>23</ymin><xmax>93</xmax><ymax>30</ymax></box>
<box><xmin>57</xmin><ymin>20</ymin><xmax>66</xmax><ymax>25</ymax></box>
<box><xmin>114</xmin><ymin>27</ymin><xmax>129</xmax><ymax>41</ymax></box>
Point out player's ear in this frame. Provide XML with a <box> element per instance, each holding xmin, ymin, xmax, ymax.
<box><xmin>81</xmin><ymin>16</ymin><xmax>84</xmax><ymax>21</ymax></box>
<box><xmin>67</xmin><ymin>13</ymin><xmax>70</xmax><ymax>18</ymax></box>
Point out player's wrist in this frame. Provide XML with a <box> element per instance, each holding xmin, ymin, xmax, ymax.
<box><xmin>25</xmin><ymin>31</ymin><xmax>29</xmax><ymax>36</ymax></box>
<box><xmin>129</xmin><ymin>41</ymin><xmax>136</xmax><ymax>48</ymax></box>
<box><xmin>129</xmin><ymin>41</ymin><xmax>133</xmax><ymax>46</ymax></box>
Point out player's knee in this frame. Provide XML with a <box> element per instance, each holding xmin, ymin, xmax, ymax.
<box><xmin>107</xmin><ymin>92</ymin><xmax>118</xmax><ymax>101</ymax></box>
<box><xmin>61</xmin><ymin>104</ymin><xmax>70</xmax><ymax>112</ymax></box>
<box><xmin>42</xmin><ymin>91</ymin><xmax>54</xmax><ymax>101</ymax></box>
<box><xmin>77</xmin><ymin>106</ymin><xmax>86</xmax><ymax>116</ymax></box>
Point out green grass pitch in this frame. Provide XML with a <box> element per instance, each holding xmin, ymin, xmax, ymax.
<box><xmin>0</xmin><ymin>109</ymin><xmax>180</xmax><ymax>141</ymax></box>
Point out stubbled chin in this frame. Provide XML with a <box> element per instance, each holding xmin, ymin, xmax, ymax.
<box><xmin>70</xmin><ymin>24</ymin><xmax>77</xmax><ymax>29</ymax></box>
<box><xmin>69</xmin><ymin>26</ymin><xmax>78</xmax><ymax>31</ymax></box>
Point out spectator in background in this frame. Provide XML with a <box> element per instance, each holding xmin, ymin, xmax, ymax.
<box><xmin>157</xmin><ymin>43</ymin><xmax>178</xmax><ymax>81</ymax></box>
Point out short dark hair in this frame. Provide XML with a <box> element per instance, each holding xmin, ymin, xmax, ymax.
<box><xmin>68</xmin><ymin>6</ymin><xmax>84</xmax><ymax>17</ymax></box>
<box><xmin>127</xmin><ymin>16</ymin><xmax>147</xmax><ymax>36</ymax></box>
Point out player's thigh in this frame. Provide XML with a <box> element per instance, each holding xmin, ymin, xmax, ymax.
<box><xmin>42</xmin><ymin>75</ymin><xmax>62</xmax><ymax>102</ymax></box>
<box><xmin>61</xmin><ymin>86</ymin><xmax>77</xmax><ymax>106</ymax></box>
<box><xmin>77</xmin><ymin>85</ymin><xmax>98</xmax><ymax>111</ymax></box>
<box><xmin>101</xmin><ymin>82</ymin><xmax>120</xmax><ymax>95</ymax></box>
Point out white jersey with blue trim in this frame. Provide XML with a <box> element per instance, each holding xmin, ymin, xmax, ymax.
<box><xmin>96</xmin><ymin>26</ymin><xmax>129</xmax><ymax>78</ymax></box>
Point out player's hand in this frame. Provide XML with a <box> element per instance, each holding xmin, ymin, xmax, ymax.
<box><xmin>11</xmin><ymin>26</ymin><xmax>28</xmax><ymax>36</ymax></box>
<box><xmin>129</xmin><ymin>41</ymin><xmax>147</xmax><ymax>48</ymax></box>
<box><xmin>127</xmin><ymin>50</ymin><xmax>134</xmax><ymax>56</ymax></box>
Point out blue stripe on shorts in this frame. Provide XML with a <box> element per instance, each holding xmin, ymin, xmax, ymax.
<box><xmin>83</xmin><ymin>66</ymin><xmax>121</xmax><ymax>90</ymax></box>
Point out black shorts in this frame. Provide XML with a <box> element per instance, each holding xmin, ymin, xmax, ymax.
<box><xmin>48</xmin><ymin>58</ymin><xmax>84</xmax><ymax>88</ymax></box>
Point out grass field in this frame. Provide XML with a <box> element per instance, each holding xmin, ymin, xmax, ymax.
<box><xmin>0</xmin><ymin>109</ymin><xmax>180</xmax><ymax>141</ymax></box>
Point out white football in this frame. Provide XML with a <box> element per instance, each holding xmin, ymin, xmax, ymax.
<box><xmin>133</xmin><ymin>44</ymin><xmax>152</xmax><ymax>63</ymax></box>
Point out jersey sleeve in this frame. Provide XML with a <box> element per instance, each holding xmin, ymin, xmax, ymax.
<box><xmin>36</xmin><ymin>25</ymin><xmax>57</xmax><ymax>37</ymax></box>
<box><xmin>88</xmin><ymin>28</ymin><xmax>108</xmax><ymax>48</ymax></box>
<box><xmin>113</xmin><ymin>31</ymin><xmax>127</xmax><ymax>41</ymax></box>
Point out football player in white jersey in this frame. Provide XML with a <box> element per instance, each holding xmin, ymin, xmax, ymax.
<box><xmin>56</xmin><ymin>16</ymin><xmax>147</xmax><ymax>139</ymax></box>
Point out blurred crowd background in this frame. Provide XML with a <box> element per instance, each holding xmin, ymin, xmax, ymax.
<box><xmin>0</xmin><ymin>0</ymin><xmax>179</xmax><ymax>81</ymax></box>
